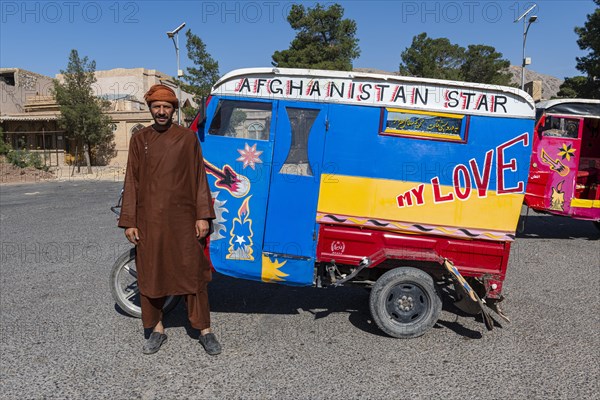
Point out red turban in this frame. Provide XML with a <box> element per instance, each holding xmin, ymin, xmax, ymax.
<box><xmin>144</xmin><ymin>84</ymin><xmax>179</xmax><ymax>108</ymax></box>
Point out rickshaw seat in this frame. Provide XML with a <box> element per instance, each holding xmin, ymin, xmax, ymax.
<box><xmin>577</xmin><ymin>170</ymin><xmax>589</xmax><ymax>178</ymax></box>
<box><xmin>576</xmin><ymin>168</ymin><xmax>599</xmax><ymax>199</ymax></box>
<box><xmin>577</xmin><ymin>167</ymin><xmax>598</xmax><ymax>180</ymax></box>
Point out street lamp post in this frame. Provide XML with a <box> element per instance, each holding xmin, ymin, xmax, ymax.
<box><xmin>515</xmin><ymin>5</ymin><xmax>538</xmax><ymax>91</ymax></box>
<box><xmin>167</xmin><ymin>22</ymin><xmax>186</xmax><ymax>125</ymax></box>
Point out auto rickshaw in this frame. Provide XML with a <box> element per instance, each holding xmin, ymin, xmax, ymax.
<box><xmin>524</xmin><ymin>99</ymin><xmax>600</xmax><ymax>229</ymax></box>
<box><xmin>111</xmin><ymin>68</ymin><xmax>536</xmax><ymax>338</ymax></box>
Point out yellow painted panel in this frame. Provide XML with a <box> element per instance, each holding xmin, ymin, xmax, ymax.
<box><xmin>570</xmin><ymin>198</ymin><xmax>600</xmax><ymax>209</ymax></box>
<box><xmin>318</xmin><ymin>175</ymin><xmax>524</xmax><ymax>232</ymax></box>
<box><xmin>261</xmin><ymin>254</ymin><xmax>289</xmax><ymax>283</ymax></box>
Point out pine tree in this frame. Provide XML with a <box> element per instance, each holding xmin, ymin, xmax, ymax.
<box><xmin>399</xmin><ymin>33</ymin><xmax>512</xmax><ymax>86</ymax></box>
<box><xmin>461</xmin><ymin>45</ymin><xmax>512</xmax><ymax>86</ymax></box>
<box><xmin>558</xmin><ymin>1</ymin><xmax>599</xmax><ymax>98</ymax></box>
<box><xmin>180</xmin><ymin>29</ymin><xmax>220</xmax><ymax>119</ymax></box>
<box><xmin>272</xmin><ymin>3</ymin><xmax>360</xmax><ymax>71</ymax></box>
<box><xmin>399</xmin><ymin>33</ymin><xmax>464</xmax><ymax>81</ymax></box>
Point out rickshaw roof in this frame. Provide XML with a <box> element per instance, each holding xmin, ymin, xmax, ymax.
<box><xmin>536</xmin><ymin>98</ymin><xmax>600</xmax><ymax>119</ymax></box>
<box><xmin>212</xmin><ymin>68</ymin><xmax>535</xmax><ymax>119</ymax></box>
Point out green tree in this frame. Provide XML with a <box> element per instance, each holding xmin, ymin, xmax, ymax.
<box><xmin>180</xmin><ymin>29</ymin><xmax>220</xmax><ymax>119</ymax></box>
<box><xmin>559</xmin><ymin>1</ymin><xmax>599</xmax><ymax>98</ymax></box>
<box><xmin>0</xmin><ymin>126</ymin><xmax>9</xmax><ymax>156</ymax></box>
<box><xmin>461</xmin><ymin>45</ymin><xmax>512</xmax><ymax>86</ymax></box>
<box><xmin>53</xmin><ymin>50</ymin><xmax>114</xmax><ymax>171</ymax></box>
<box><xmin>399</xmin><ymin>34</ymin><xmax>513</xmax><ymax>85</ymax></box>
<box><xmin>399</xmin><ymin>33</ymin><xmax>464</xmax><ymax>80</ymax></box>
<box><xmin>557</xmin><ymin>76</ymin><xmax>595</xmax><ymax>98</ymax></box>
<box><xmin>573</xmin><ymin>0</ymin><xmax>599</xmax><ymax>98</ymax></box>
<box><xmin>272</xmin><ymin>3</ymin><xmax>360</xmax><ymax>71</ymax></box>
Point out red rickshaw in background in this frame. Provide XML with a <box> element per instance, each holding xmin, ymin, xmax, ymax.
<box><xmin>524</xmin><ymin>99</ymin><xmax>600</xmax><ymax>229</ymax></box>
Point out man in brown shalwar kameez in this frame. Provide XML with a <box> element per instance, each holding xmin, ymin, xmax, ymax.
<box><xmin>118</xmin><ymin>84</ymin><xmax>221</xmax><ymax>355</ymax></box>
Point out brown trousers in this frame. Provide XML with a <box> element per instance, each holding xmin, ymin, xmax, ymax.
<box><xmin>140</xmin><ymin>283</ymin><xmax>211</xmax><ymax>330</ymax></box>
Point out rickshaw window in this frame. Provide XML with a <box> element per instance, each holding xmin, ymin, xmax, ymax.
<box><xmin>540</xmin><ymin>115</ymin><xmax>580</xmax><ymax>139</ymax></box>
<box><xmin>208</xmin><ymin>100</ymin><xmax>272</xmax><ymax>141</ymax></box>
<box><xmin>278</xmin><ymin>107</ymin><xmax>320</xmax><ymax>176</ymax></box>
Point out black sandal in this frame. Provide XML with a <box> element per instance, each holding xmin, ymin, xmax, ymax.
<box><xmin>142</xmin><ymin>332</ymin><xmax>167</xmax><ymax>355</ymax></box>
<box><xmin>199</xmin><ymin>333</ymin><xmax>222</xmax><ymax>355</ymax></box>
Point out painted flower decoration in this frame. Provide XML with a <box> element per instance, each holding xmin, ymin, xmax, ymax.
<box><xmin>236</xmin><ymin>143</ymin><xmax>263</xmax><ymax>170</ymax></box>
<box><xmin>557</xmin><ymin>143</ymin><xmax>576</xmax><ymax>161</ymax></box>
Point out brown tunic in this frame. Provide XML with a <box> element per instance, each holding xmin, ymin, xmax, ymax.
<box><xmin>118</xmin><ymin>124</ymin><xmax>215</xmax><ymax>298</ymax></box>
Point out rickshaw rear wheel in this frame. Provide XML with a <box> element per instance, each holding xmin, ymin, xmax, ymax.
<box><xmin>369</xmin><ymin>267</ymin><xmax>442</xmax><ymax>338</ymax></box>
<box><xmin>110</xmin><ymin>248</ymin><xmax>179</xmax><ymax>318</ymax></box>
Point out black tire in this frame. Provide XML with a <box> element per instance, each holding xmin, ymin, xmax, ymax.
<box><xmin>369</xmin><ymin>267</ymin><xmax>442</xmax><ymax>338</ymax></box>
<box><xmin>110</xmin><ymin>248</ymin><xmax>179</xmax><ymax>318</ymax></box>
<box><xmin>594</xmin><ymin>221</ymin><xmax>600</xmax><ymax>232</ymax></box>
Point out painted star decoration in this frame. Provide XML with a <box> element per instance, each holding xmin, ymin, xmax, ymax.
<box><xmin>558</xmin><ymin>143</ymin><xmax>576</xmax><ymax>161</ymax></box>
<box><xmin>236</xmin><ymin>143</ymin><xmax>263</xmax><ymax>170</ymax></box>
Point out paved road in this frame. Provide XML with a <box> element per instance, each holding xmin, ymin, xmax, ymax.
<box><xmin>1</xmin><ymin>181</ymin><xmax>598</xmax><ymax>399</ymax></box>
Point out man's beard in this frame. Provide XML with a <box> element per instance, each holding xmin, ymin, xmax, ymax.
<box><xmin>153</xmin><ymin>114</ymin><xmax>172</xmax><ymax>126</ymax></box>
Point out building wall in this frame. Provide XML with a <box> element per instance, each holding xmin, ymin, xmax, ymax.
<box><xmin>107</xmin><ymin>110</ymin><xmax>153</xmax><ymax>167</ymax></box>
<box><xmin>525</xmin><ymin>80</ymin><xmax>543</xmax><ymax>102</ymax></box>
<box><xmin>56</xmin><ymin>67</ymin><xmax>196</xmax><ymax>110</ymax></box>
<box><xmin>0</xmin><ymin>68</ymin><xmax>53</xmax><ymax>115</ymax></box>
<box><xmin>94</xmin><ymin>68</ymin><xmax>159</xmax><ymax>105</ymax></box>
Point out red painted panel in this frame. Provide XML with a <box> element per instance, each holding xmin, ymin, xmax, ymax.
<box><xmin>317</xmin><ymin>225</ymin><xmax>511</xmax><ymax>297</ymax></box>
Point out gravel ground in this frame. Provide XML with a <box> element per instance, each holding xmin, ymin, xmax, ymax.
<box><xmin>0</xmin><ymin>181</ymin><xmax>598</xmax><ymax>399</ymax></box>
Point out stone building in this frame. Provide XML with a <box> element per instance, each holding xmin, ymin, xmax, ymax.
<box><xmin>1</xmin><ymin>67</ymin><xmax>198</xmax><ymax>167</ymax></box>
<box><xmin>0</xmin><ymin>68</ymin><xmax>55</xmax><ymax>113</ymax></box>
<box><xmin>0</xmin><ymin>68</ymin><xmax>64</xmax><ymax>165</ymax></box>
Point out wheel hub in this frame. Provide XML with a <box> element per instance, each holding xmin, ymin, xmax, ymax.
<box><xmin>385</xmin><ymin>283</ymin><xmax>429</xmax><ymax>324</ymax></box>
<box><xmin>397</xmin><ymin>295</ymin><xmax>414</xmax><ymax>311</ymax></box>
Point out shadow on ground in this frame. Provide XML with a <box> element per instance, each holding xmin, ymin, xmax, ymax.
<box><xmin>154</xmin><ymin>273</ymin><xmax>489</xmax><ymax>340</ymax></box>
<box><xmin>518</xmin><ymin>214</ymin><xmax>599</xmax><ymax>240</ymax></box>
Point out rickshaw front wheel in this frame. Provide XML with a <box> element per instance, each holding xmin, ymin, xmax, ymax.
<box><xmin>369</xmin><ymin>267</ymin><xmax>442</xmax><ymax>339</ymax></box>
<box><xmin>110</xmin><ymin>248</ymin><xmax>179</xmax><ymax>318</ymax></box>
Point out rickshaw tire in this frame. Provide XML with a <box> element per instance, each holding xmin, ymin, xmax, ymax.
<box><xmin>110</xmin><ymin>248</ymin><xmax>179</xmax><ymax>319</ymax></box>
<box><xmin>369</xmin><ymin>267</ymin><xmax>442</xmax><ymax>339</ymax></box>
<box><xmin>594</xmin><ymin>221</ymin><xmax>600</xmax><ymax>232</ymax></box>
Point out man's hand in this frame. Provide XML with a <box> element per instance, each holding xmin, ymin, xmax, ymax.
<box><xmin>125</xmin><ymin>227</ymin><xmax>139</xmax><ymax>245</ymax></box>
<box><xmin>195</xmin><ymin>220</ymin><xmax>210</xmax><ymax>239</ymax></box>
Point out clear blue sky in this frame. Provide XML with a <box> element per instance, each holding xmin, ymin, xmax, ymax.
<box><xmin>0</xmin><ymin>0</ymin><xmax>596</xmax><ymax>81</ymax></box>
